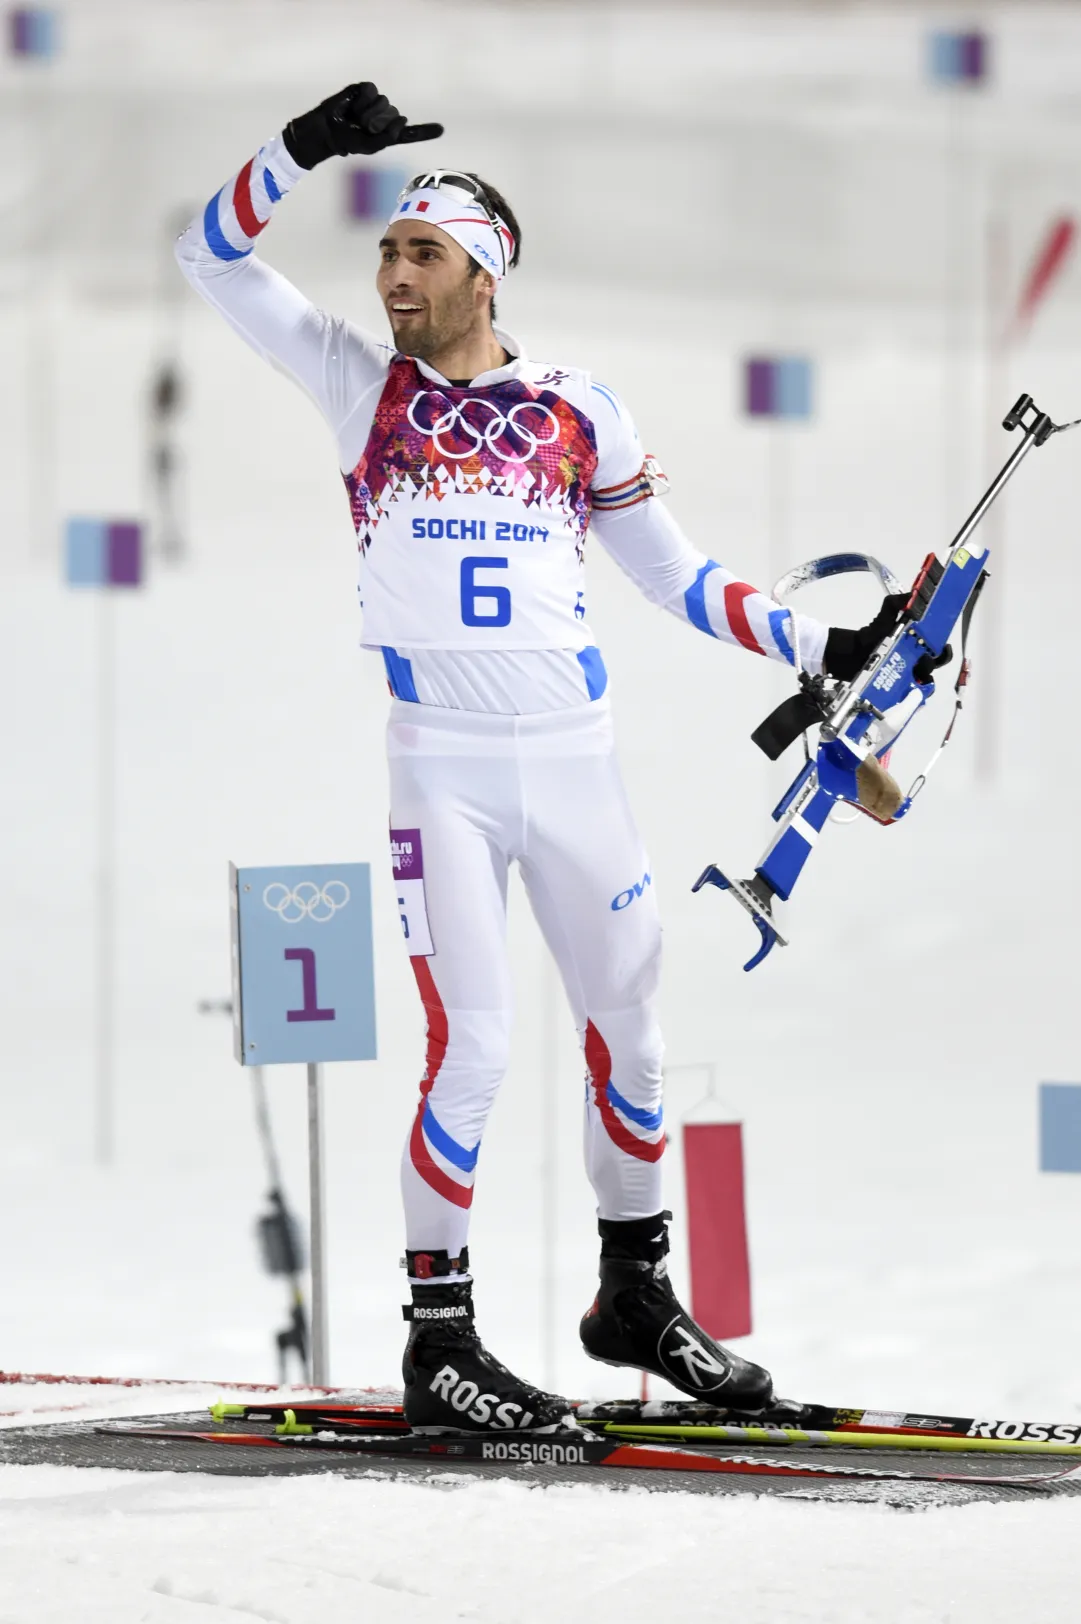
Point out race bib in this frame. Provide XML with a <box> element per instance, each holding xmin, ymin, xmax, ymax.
<box><xmin>390</xmin><ymin>827</ymin><xmax>434</xmax><ymax>956</ymax></box>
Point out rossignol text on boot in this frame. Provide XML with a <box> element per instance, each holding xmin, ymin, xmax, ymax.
<box><xmin>402</xmin><ymin>1250</ymin><xmax>575</xmax><ymax>1434</ymax></box>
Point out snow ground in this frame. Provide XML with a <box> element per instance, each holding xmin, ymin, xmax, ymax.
<box><xmin>0</xmin><ymin>1380</ymin><xmax>346</xmax><ymax>1432</ymax></box>
<box><xmin>1</xmin><ymin>1379</ymin><xmax>1078</xmax><ymax>1623</ymax></box>
<box><xmin>0</xmin><ymin>1460</ymin><xmax>1078</xmax><ymax>1624</ymax></box>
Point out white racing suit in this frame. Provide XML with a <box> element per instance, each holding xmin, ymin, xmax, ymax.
<box><xmin>177</xmin><ymin>135</ymin><xmax>828</xmax><ymax>1263</ymax></box>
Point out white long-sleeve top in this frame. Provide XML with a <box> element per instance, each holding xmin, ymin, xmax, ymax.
<box><xmin>175</xmin><ymin>133</ymin><xmax>827</xmax><ymax>714</ymax></box>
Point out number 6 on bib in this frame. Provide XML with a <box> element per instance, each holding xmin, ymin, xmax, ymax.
<box><xmin>460</xmin><ymin>556</ymin><xmax>511</xmax><ymax>627</ymax></box>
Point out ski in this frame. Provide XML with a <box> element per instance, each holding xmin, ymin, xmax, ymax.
<box><xmin>585</xmin><ymin>1400</ymin><xmax>1081</xmax><ymax>1455</ymax></box>
<box><xmin>210</xmin><ymin>1401</ymin><xmax>411</xmax><ymax>1434</ymax></box>
<box><xmin>97</xmin><ymin>1424</ymin><xmax>1081</xmax><ymax>1486</ymax></box>
<box><xmin>208</xmin><ymin>1396</ymin><xmax>1081</xmax><ymax>1456</ymax></box>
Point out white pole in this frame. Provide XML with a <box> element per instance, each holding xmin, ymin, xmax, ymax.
<box><xmin>307</xmin><ymin>1061</ymin><xmax>330</xmax><ymax>1384</ymax></box>
<box><xmin>540</xmin><ymin>955</ymin><xmax>559</xmax><ymax>1389</ymax></box>
<box><xmin>977</xmin><ymin>212</ymin><xmax>1009</xmax><ymax>782</ymax></box>
<box><xmin>27</xmin><ymin>81</ymin><xmax>56</xmax><ymax>568</ymax></box>
<box><xmin>767</xmin><ymin>424</ymin><xmax>788</xmax><ymax>591</ymax></box>
<box><xmin>943</xmin><ymin>97</ymin><xmax>965</xmax><ymax>549</ymax></box>
<box><xmin>94</xmin><ymin>591</ymin><xmax>115</xmax><ymax>1166</ymax></box>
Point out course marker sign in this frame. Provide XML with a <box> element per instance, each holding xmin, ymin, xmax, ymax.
<box><xmin>744</xmin><ymin>357</ymin><xmax>813</xmax><ymax>421</ymax></box>
<box><xmin>65</xmin><ymin>519</ymin><xmax>142</xmax><ymax>588</ymax></box>
<box><xmin>230</xmin><ymin>863</ymin><xmax>376</xmax><ymax>1067</ymax></box>
<box><xmin>929</xmin><ymin>30</ymin><xmax>988</xmax><ymax>85</ymax></box>
<box><xmin>1040</xmin><ymin>1082</ymin><xmax>1081</xmax><ymax>1173</ymax></box>
<box><xmin>347</xmin><ymin>167</ymin><xmax>408</xmax><ymax>222</ymax></box>
<box><xmin>9</xmin><ymin>6</ymin><xmax>55</xmax><ymax>56</ymax></box>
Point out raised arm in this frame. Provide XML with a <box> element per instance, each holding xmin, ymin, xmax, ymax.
<box><xmin>175</xmin><ymin>82</ymin><xmax>443</xmax><ymax>452</ymax></box>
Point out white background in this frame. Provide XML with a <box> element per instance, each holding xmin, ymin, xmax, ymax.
<box><xmin>1</xmin><ymin>5</ymin><xmax>1080</xmax><ymax>1615</ymax></box>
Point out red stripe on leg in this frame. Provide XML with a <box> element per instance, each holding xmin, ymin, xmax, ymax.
<box><xmin>410</xmin><ymin>956</ymin><xmax>448</xmax><ymax>1098</ymax></box>
<box><xmin>585</xmin><ymin>1020</ymin><xmax>665</xmax><ymax>1165</ymax></box>
<box><xmin>407</xmin><ymin>956</ymin><xmax>472</xmax><ymax>1205</ymax></box>
<box><xmin>724</xmin><ymin>582</ymin><xmax>765</xmax><ymax>655</ymax></box>
<box><xmin>409</xmin><ymin>1106</ymin><xmax>474</xmax><ymax>1208</ymax></box>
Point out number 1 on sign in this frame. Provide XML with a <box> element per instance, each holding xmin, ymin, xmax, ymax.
<box><xmin>284</xmin><ymin>947</ymin><xmax>335</xmax><ymax>1023</ymax></box>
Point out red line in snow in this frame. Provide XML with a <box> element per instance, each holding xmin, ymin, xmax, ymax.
<box><xmin>0</xmin><ymin>1370</ymin><xmax>350</xmax><ymax>1392</ymax></box>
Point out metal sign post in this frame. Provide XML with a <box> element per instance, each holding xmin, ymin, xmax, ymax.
<box><xmin>306</xmin><ymin>1061</ymin><xmax>330</xmax><ymax>1384</ymax></box>
<box><xmin>230</xmin><ymin>862</ymin><xmax>377</xmax><ymax>1386</ymax></box>
<box><xmin>95</xmin><ymin>589</ymin><xmax>116</xmax><ymax>1166</ymax></box>
<box><xmin>743</xmin><ymin>355</ymin><xmax>814</xmax><ymax>591</ymax></box>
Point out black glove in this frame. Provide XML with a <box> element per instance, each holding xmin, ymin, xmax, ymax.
<box><xmin>282</xmin><ymin>82</ymin><xmax>443</xmax><ymax>170</ymax></box>
<box><xmin>823</xmin><ymin>592</ymin><xmax>909</xmax><ymax>682</ymax></box>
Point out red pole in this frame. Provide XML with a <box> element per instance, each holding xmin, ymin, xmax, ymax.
<box><xmin>682</xmin><ymin>1122</ymin><xmax>752</xmax><ymax>1340</ymax></box>
<box><xmin>1012</xmin><ymin>216</ymin><xmax>1076</xmax><ymax>339</ymax></box>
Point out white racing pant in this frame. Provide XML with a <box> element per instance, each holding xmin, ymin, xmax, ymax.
<box><xmin>388</xmin><ymin>699</ymin><xmax>665</xmax><ymax>1259</ymax></box>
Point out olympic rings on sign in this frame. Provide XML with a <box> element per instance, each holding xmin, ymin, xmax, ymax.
<box><xmin>263</xmin><ymin>881</ymin><xmax>350</xmax><ymax>923</ymax></box>
<box><xmin>407</xmin><ymin>393</ymin><xmax>561</xmax><ymax>464</ymax></box>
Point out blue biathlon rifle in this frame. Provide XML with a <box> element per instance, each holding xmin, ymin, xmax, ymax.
<box><xmin>694</xmin><ymin>392</ymin><xmax>1077</xmax><ymax>971</ymax></box>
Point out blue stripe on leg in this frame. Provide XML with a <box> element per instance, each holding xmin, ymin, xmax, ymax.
<box><xmin>422</xmin><ymin>1099</ymin><xmax>480</xmax><ymax>1173</ymax></box>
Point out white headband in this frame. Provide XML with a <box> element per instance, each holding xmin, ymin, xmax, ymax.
<box><xmin>391</xmin><ymin>186</ymin><xmax>515</xmax><ymax>282</ymax></box>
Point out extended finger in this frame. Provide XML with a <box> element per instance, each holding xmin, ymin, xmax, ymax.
<box><xmin>398</xmin><ymin>122</ymin><xmax>445</xmax><ymax>144</ymax></box>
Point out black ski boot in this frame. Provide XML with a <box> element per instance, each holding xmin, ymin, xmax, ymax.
<box><xmin>402</xmin><ymin>1249</ymin><xmax>575</xmax><ymax>1433</ymax></box>
<box><xmin>579</xmin><ymin>1214</ymin><xmax>773</xmax><ymax>1408</ymax></box>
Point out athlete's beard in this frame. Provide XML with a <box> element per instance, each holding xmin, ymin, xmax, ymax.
<box><xmin>389</xmin><ymin>274</ymin><xmax>479</xmax><ymax>365</ymax></box>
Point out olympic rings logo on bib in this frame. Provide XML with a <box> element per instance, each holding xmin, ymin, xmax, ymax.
<box><xmin>263</xmin><ymin>881</ymin><xmax>351</xmax><ymax>923</ymax></box>
<box><xmin>407</xmin><ymin>392</ymin><xmax>561</xmax><ymax>464</ymax></box>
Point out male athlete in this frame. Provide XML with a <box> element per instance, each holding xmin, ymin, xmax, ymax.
<box><xmin>178</xmin><ymin>81</ymin><xmax>896</xmax><ymax>1431</ymax></box>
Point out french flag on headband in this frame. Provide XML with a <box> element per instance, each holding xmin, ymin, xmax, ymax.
<box><xmin>204</xmin><ymin>153</ymin><xmax>286</xmax><ymax>263</ymax></box>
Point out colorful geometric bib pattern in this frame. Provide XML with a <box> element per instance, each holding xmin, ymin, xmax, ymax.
<box><xmin>343</xmin><ymin>358</ymin><xmax>600</xmax><ymax>553</ymax></box>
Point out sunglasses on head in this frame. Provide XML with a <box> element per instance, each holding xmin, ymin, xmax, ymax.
<box><xmin>397</xmin><ymin>170</ymin><xmax>515</xmax><ymax>276</ymax></box>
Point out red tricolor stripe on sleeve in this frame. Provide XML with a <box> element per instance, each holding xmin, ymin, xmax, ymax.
<box><xmin>724</xmin><ymin>582</ymin><xmax>765</xmax><ymax>655</ymax></box>
<box><xmin>232</xmin><ymin>159</ymin><xmax>270</xmax><ymax>241</ymax></box>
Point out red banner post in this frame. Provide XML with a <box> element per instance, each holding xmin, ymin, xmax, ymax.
<box><xmin>681</xmin><ymin>1121</ymin><xmax>752</xmax><ymax>1340</ymax></box>
<box><xmin>1012</xmin><ymin>215</ymin><xmax>1076</xmax><ymax>339</ymax></box>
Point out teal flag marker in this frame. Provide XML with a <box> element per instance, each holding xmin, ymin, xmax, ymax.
<box><xmin>1040</xmin><ymin>1083</ymin><xmax>1081</xmax><ymax>1173</ymax></box>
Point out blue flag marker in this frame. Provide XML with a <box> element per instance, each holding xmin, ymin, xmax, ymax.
<box><xmin>929</xmin><ymin>30</ymin><xmax>989</xmax><ymax>85</ymax></box>
<box><xmin>347</xmin><ymin>167</ymin><xmax>409</xmax><ymax>222</ymax></box>
<box><xmin>744</xmin><ymin>357</ymin><xmax>813</xmax><ymax>421</ymax></box>
<box><xmin>1039</xmin><ymin>1083</ymin><xmax>1081</xmax><ymax>1173</ymax></box>
<box><xmin>9</xmin><ymin>7</ymin><xmax>56</xmax><ymax>56</ymax></box>
<box><xmin>65</xmin><ymin>519</ymin><xmax>143</xmax><ymax>587</ymax></box>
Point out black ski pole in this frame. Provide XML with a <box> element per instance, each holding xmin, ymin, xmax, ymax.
<box><xmin>198</xmin><ymin>998</ymin><xmax>310</xmax><ymax>1383</ymax></box>
<box><xmin>250</xmin><ymin>1064</ymin><xmax>310</xmax><ymax>1385</ymax></box>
